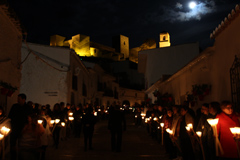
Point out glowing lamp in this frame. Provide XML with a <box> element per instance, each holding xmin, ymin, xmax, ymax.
<box><xmin>94</xmin><ymin>112</ymin><xmax>97</xmax><ymax>116</ymax></box>
<box><xmin>196</xmin><ymin>131</ymin><xmax>202</xmax><ymax>137</ymax></box>
<box><xmin>55</xmin><ymin>119</ymin><xmax>60</xmax><ymax>123</ymax></box>
<box><xmin>68</xmin><ymin>117</ymin><xmax>74</xmax><ymax>121</ymax></box>
<box><xmin>160</xmin><ymin>123</ymin><xmax>164</xmax><ymax>127</ymax></box>
<box><xmin>50</xmin><ymin>120</ymin><xmax>55</xmax><ymax>124</ymax></box>
<box><xmin>153</xmin><ymin>117</ymin><xmax>158</xmax><ymax>121</ymax></box>
<box><xmin>0</xmin><ymin>134</ymin><xmax>4</xmax><ymax>140</ymax></box>
<box><xmin>186</xmin><ymin>126</ymin><xmax>190</xmax><ymax>131</ymax></box>
<box><xmin>1</xmin><ymin>126</ymin><xmax>10</xmax><ymax>135</ymax></box>
<box><xmin>187</xmin><ymin>123</ymin><xmax>193</xmax><ymax>129</ymax></box>
<box><xmin>98</xmin><ymin>109</ymin><xmax>101</xmax><ymax>112</ymax></box>
<box><xmin>135</xmin><ymin>115</ymin><xmax>137</xmax><ymax>118</ymax></box>
<box><xmin>61</xmin><ymin>122</ymin><xmax>65</xmax><ymax>127</ymax></box>
<box><xmin>69</xmin><ymin>112</ymin><xmax>73</xmax><ymax>116</ymax></box>
<box><xmin>38</xmin><ymin>120</ymin><xmax>43</xmax><ymax>124</ymax></box>
<box><xmin>230</xmin><ymin>127</ymin><xmax>240</xmax><ymax>138</ymax></box>
<box><xmin>166</xmin><ymin>128</ymin><xmax>170</xmax><ymax>133</ymax></box>
<box><xmin>159</xmin><ymin>116</ymin><xmax>162</xmax><ymax>119</ymax></box>
<box><xmin>142</xmin><ymin>116</ymin><xmax>144</xmax><ymax>120</ymax></box>
<box><xmin>207</xmin><ymin>118</ymin><xmax>219</xmax><ymax>126</ymax></box>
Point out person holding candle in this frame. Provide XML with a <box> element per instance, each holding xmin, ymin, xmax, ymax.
<box><xmin>108</xmin><ymin>103</ymin><xmax>126</xmax><ymax>152</ymax></box>
<box><xmin>39</xmin><ymin>109</ymin><xmax>52</xmax><ymax>160</ymax></box>
<box><xmin>51</xmin><ymin>103</ymin><xmax>62</xmax><ymax>149</ymax></box>
<box><xmin>216</xmin><ymin>100</ymin><xmax>240</xmax><ymax>160</ymax></box>
<box><xmin>18</xmin><ymin>113</ymin><xmax>45</xmax><ymax>160</ymax></box>
<box><xmin>176</xmin><ymin>105</ymin><xmax>195</xmax><ymax>160</ymax></box>
<box><xmin>163</xmin><ymin>108</ymin><xmax>175</xmax><ymax>159</ymax></box>
<box><xmin>8</xmin><ymin>93</ymin><xmax>32</xmax><ymax>160</ymax></box>
<box><xmin>82</xmin><ymin>106</ymin><xmax>97</xmax><ymax>151</ymax></box>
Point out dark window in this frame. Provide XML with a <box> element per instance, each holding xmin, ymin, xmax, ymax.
<box><xmin>163</xmin><ymin>36</ymin><xmax>166</xmax><ymax>41</ymax></box>
<box><xmin>72</xmin><ymin>76</ymin><xmax>78</xmax><ymax>90</ymax></box>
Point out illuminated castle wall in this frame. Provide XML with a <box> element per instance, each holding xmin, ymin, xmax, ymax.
<box><xmin>159</xmin><ymin>32</ymin><xmax>171</xmax><ymax>48</ymax></box>
<box><xmin>50</xmin><ymin>32</ymin><xmax>169</xmax><ymax>62</ymax></box>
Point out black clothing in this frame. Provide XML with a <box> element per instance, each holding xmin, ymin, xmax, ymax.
<box><xmin>8</xmin><ymin>102</ymin><xmax>32</xmax><ymax>160</ymax></box>
<box><xmin>108</xmin><ymin>108</ymin><xmax>126</xmax><ymax>152</ymax></box>
<box><xmin>73</xmin><ymin>109</ymin><xmax>82</xmax><ymax>138</ymax></box>
<box><xmin>82</xmin><ymin>112</ymin><xmax>96</xmax><ymax>151</ymax></box>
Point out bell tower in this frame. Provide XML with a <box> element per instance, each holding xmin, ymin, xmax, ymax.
<box><xmin>159</xmin><ymin>32</ymin><xmax>171</xmax><ymax>48</ymax></box>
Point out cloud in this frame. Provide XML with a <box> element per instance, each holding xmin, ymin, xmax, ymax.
<box><xmin>175</xmin><ymin>2</ymin><xmax>183</xmax><ymax>9</ymax></box>
<box><xmin>162</xmin><ymin>0</ymin><xmax>216</xmax><ymax>22</ymax></box>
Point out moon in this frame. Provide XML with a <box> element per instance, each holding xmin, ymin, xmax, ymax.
<box><xmin>189</xmin><ymin>2</ymin><xmax>197</xmax><ymax>9</ymax></box>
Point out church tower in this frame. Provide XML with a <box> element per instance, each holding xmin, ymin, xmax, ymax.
<box><xmin>112</xmin><ymin>35</ymin><xmax>129</xmax><ymax>59</ymax></box>
<box><xmin>159</xmin><ymin>32</ymin><xmax>171</xmax><ymax>48</ymax></box>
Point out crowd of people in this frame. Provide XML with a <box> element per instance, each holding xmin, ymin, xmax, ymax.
<box><xmin>3</xmin><ymin>93</ymin><xmax>127</xmax><ymax>160</ymax></box>
<box><xmin>135</xmin><ymin>101</ymin><xmax>240</xmax><ymax>160</ymax></box>
<box><xmin>5</xmin><ymin>93</ymin><xmax>107</xmax><ymax>160</ymax></box>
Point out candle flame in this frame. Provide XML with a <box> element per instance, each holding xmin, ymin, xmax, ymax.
<box><xmin>160</xmin><ymin>123</ymin><xmax>164</xmax><ymax>127</ymax></box>
<box><xmin>38</xmin><ymin>120</ymin><xmax>43</xmax><ymax>124</ymax></box>
<box><xmin>207</xmin><ymin>118</ymin><xmax>219</xmax><ymax>126</ymax></box>
<box><xmin>55</xmin><ymin>119</ymin><xmax>60</xmax><ymax>123</ymax></box>
<box><xmin>68</xmin><ymin>117</ymin><xmax>74</xmax><ymax>121</ymax></box>
<box><xmin>196</xmin><ymin>131</ymin><xmax>202</xmax><ymax>137</ymax></box>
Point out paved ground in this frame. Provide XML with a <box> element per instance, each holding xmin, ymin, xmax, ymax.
<box><xmin>45</xmin><ymin>113</ymin><xmax>170</xmax><ymax>160</ymax></box>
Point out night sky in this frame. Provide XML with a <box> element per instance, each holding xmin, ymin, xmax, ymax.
<box><xmin>7</xmin><ymin>0</ymin><xmax>240</xmax><ymax>50</ymax></box>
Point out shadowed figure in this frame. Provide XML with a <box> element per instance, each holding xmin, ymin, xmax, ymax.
<box><xmin>82</xmin><ymin>107</ymin><xmax>97</xmax><ymax>151</ymax></box>
<box><xmin>108</xmin><ymin>104</ymin><xmax>126</xmax><ymax>152</ymax></box>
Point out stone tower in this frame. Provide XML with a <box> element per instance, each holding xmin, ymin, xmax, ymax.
<box><xmin>159</xmin><ymin>32</ymin><xmax>171</xmax><ymax>48</ymax></box>
<box><xmin>112</xmin><ymin>35</ymin><xmax>129</xmax><ymax>59</ymax></box>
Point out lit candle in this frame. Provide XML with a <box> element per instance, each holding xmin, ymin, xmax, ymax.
<box><xmin>187</xmin><ymin>123</ymin><xmax>193</xmax><ymax>129</ymax></box>
<box><xmin>61</xmin><ymin>122</ymin><xmax>65</xmax><ymax>127</ymax></box>
<box><xmin>98</xmin><ymin>109</ymin><xmax>101</xmax><ymax>112</ymax></box>
<box><xmin>0</xmin><ymin>134</ymin><xmax>4</xmax><ymax>140</ymax></box>
<box><xmin>196</xmin><ymin>131</ymin><xmax>202</xmax><ymax>137</ymax></box>
<box><xmin>142</xmin><ymin>116</ymin><xmax>144</xmax><ymax>120</ymax></box>
<box><xmin>50</xmin><ymin>120</ymin><xmax>55</xmax><ymax>124</ymax></box>
<box><xmin>159</xmin><ymin>116</ymin><xmax>162</xmax><ymax>119</ymax></box>
<box><xmin>69</xmin><ymin>112</ymin><xmax>73</xmax><ymax>116</ymax></box>
<box><xmin>166</xmin><ymin>128</ymin><xmax>170</xmax><ymax>133</ymax></box>
<box><xmin>1</xmin><ymin>126</ymin><xmax>10</xmax><ymax>135</ymax></box>
<box><xmin>38</xmin><ymin>120</ymin><xmax>43</xmax><ymax>124</ymax></box>
<box><xmin>68</xmin><ymin>117</ymin><xmax>74</xmax><ymax>121</ymax></box>
<box><xmin>160</xmin><ymin>123</ymin><xmax>164</xmax><ymax>128</ymax></box>
<box><xmin>207</xmin><ymin>118</ymin><xmax>219</xmax><ymax>126</ymax></box>
<box><xmin>55</xmin><ymin>119</ymin><xmax>60</xmax><ymax>123</ymax></box>
<box><xmin>153</xmin><ymin>117</ymin><xmax>158</xmax><ymax>121</ymax></box>
<box><xmin>94</xmin><ymin>112</ymin><xmax>97</xmax><ymax>116</ymax></box>
<box><xmin>135</xmin><ymin>115</ymin><xmax>137</xmax><ymax>118</ymax></box>
<box><xmin>185</xmin><ymin>126</ymin><xmax>190</xmax><ymax>131</ymax></box>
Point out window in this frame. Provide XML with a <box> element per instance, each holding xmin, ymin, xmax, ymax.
<box><xmin>72</xmin><ymin>75</ymin><xmax>78</xmax><ymax>90</ymax></box>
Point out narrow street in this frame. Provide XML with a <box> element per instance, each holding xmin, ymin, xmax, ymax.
<box><xmin>45</xmin><ymin>113</ymin><xmax>170</xmax><ymax>160</ymax></box>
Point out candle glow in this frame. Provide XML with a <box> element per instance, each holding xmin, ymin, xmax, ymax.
<box><xmin>0</xmin><ymin>126</ymin><xmax>10</xmax><ymax>135</ymax></box>
<box><xmin>38</xmin><ymin>120</ymin><xmax>43</xmax><ymax>124</ymax></box>
<box><xmin>207</xmin><ymin>118</ymin><xmax>219</xmax><ymax>126</ymax></box>
<box><xmin>50</xmin><ymin>120</ymin><xmax>55</xmax><ymax>124</ymax></box>
<box><xmin>196</xmin><ymin>131</ymin><xmax>202</xmax><ymax>137</ymax></box>
<box><xmin>0</xmin><ymin>134</ymin><xmax>4</xmax><ymax>140</ymax></box>
<box><xmin>68</xmin><ymin>117</ymin><xmax>74</xmax><ymax>121</ymax></box>
<box><xmin>160</xmin><ymin>123</ymin><xmax>164</xmax><ymax>127</ymax></box>
<box><xmin>55</xmin><ymin>119</ymin><xmax>60</xmax><ymax>123</ymax></box>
